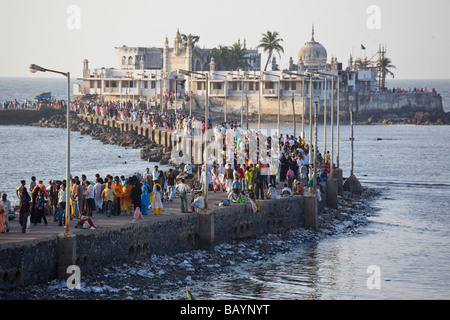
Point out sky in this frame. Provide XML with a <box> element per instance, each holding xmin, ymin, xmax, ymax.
<box><xmin>0</xmin><ymin>0</ymin><xmax>449</xmax><ymax>79</ymax></box>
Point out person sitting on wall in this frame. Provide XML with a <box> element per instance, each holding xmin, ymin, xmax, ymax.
<box><xmin>266</xmin><ymin>183</ymin><xmax>279</xmax><ymax>199</ymax></box>
<box><xmin>191</xmin><ymin>191</ymin><xmax>205</xmax><ymax>212</ymax></box>
<box><xmin>236</xmin><ymin>191</ymin><xmax>247</xmax><ymax>204</ymax></box>
<box><xmin>281</xmin><ymin>183</ymin><xmax>293</xmax><ymax>197</ymax></box>
<box><xmin>228</xmin><ymin>188</ymin><xmax>239</xmax><ymax>203</ymax></box>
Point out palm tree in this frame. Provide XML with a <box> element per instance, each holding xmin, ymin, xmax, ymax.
<box><xmin>209</xmin><ymin>45</ymin><xmax>231</xmax><ymax>71</ymax></box>
<box><xmin>257</xmin><ymin>31</ymin><xmax>284</xmax><ymax>71</ymax></box>
<box><xmin>228</xmin><ymin>42</ymin><xmax>249</xmax><ymax>71</ymax></box>
<box><xmin>355</xmin><ymin>57</ymin><xmax>370</xmax><ymax>70</ymax></box>
<box><xmin>181</xmin><ymin>33</ymin><xmax>206</xmax><ymax>69</ymax></box>
<box><xmin>377</xmin><ymin>57</ymin><xmax>396</xmax><ymax>91</ymax></box>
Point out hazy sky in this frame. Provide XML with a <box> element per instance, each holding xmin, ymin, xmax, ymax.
<box><xmin>1</xmin><ymin>0</ymin><xmax>449</xmax><ymax>79</ymax></box>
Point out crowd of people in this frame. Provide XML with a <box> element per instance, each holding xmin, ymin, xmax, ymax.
<box><xmin>1</xmin><ymin>91</ymin><xmax>335</xmax><ymax>235</ymax></box>
<box><xmin>1</xmin><ymin>167</ymin><xmax>186</xmax><ymax>233</ymax></box>
<box><xmin>1</xmin><ymin>130</ymin><xmax>333</xmax><ymax>235</ymax></box>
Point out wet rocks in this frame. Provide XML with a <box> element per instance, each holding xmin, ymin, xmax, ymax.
<box><xmin>343</xmin><ymin>175</ymin><xmax>362</xmax><ymax>194</ymax></box>
<box><xmin>0</xmin><ymin>187</ymin><xmax>380</xmax><ymax>300</ymax></box>
<box><xmin>362</xmin><ymin>110</ymin><xmax>450</xmax><ymax>125</ymax></box>
<box><xmin>35</xmin><ymin>114</ymin><xmax>175</xmax><ymax>163</ymax></box>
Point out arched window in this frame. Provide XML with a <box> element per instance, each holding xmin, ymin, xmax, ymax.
<box><xmin>128</xmin><ymin>56</ymin><xmax>134</xmax><ymax>65</ymax></box>
<box><xmin>122</xmin><ymin>56</ymin><xmax>126</xmax><ymax>65</ymax></box>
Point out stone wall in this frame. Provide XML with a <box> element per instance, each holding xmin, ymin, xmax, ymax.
<box><xmin>0</xmin><ymin>107</ymin><xmax>65</xmax><ymax>125</ymax></box>
<box><xmin>0</xmin><ymin>192</ymin><xmax>321</xmax><ymax>288</ymax></box>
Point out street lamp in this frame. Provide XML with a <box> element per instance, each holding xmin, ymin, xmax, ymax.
<box><xmin>213</xmin><ymin>72</ymin><xmax>229</xmax><ymax>122</ymax></box>
<box><xmin>29</xmin><ymin>64</ymin><xmax>71</xmax><ymax>235</ymax></box>
<box><xmin>281</xmin><ymin>70</ymin><xmax>310</xmax><ymax>140</ymax></box>
<box><xmin>159</xmin><ymin>71</ymin><xmax>168</xmax><ymax>114</ymax></box>
<box><xmin>263</xmin><ymin>71</ymin><xmax>282</xmax><ymax>135</ymax></box>
<box><xmin>178</xmin><ymin>69</ymin><xmax>209</xmax><ymax>209</ymax></box>
<box><xmin>313</xmin><ymin>71</ymin><xmax>340</xmax><ymax>177</ymax></box>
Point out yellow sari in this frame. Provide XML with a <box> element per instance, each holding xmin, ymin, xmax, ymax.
<box><xmin>121</xmin><ymin>185</ymin><xmax>133</xmax><ymax>214</ymax></box>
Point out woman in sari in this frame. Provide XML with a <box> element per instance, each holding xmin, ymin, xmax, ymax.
<box><xmin>94</xmin><ymin>178</ymin><xmax>103</xmax><ymax>213</ymax></box>
<box><xmin>19</xmin><ymin>188</ymin><xmax>31</xmax><ymax>233</ymax></box>
<box><xmin>120</xmin><ymin>180</ymin><xmax>133</xmax><ymax>215</ymax></box>
<box><xmin>141</xmin><ymin>180</ymin><xmax>150</xmax><ymax>215</ymax></box>
<box><xmin>151</xmin><ymin>180</ymin><xmax>163</xmax><ymax>215</ymax></box>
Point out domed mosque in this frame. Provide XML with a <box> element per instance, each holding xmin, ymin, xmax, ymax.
<box><xmin>297</xmin><ymin>25</ymin><xmax>328</xmax><ymax>71</ymax></box>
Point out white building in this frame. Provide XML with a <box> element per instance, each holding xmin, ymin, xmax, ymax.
<box><xmin>74</xmin><ymin>28</ymin><xmax>377</xmax><ymax>118</ymax></box>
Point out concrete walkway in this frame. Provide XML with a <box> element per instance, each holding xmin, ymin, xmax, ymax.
<box><xmin>0</xmin><ymin>187</ymin><xmax>280</xmax><ymax>249</ymax></box>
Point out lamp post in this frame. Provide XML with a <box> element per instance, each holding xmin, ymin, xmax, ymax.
<box><xmin>282</xmin><ymin>70</ymin><xmax>310</xmax><ymax>141</ymax></box>
<box><xmin>29</xmin><ymin>64</ymin><xmax>71</xmax><ymax>235</ymax></box>
<box><xmin>313</xmin><ymin>99</ymin><xmax>318</xmax><ymax>193</ymax></box>
<box><xmin>336</xmin><ymin>74</ymin><xmax>340</xmax><ymax>169</ymax></box>
<box><xmin>178</xmin><ymin>69</ymin><xmax>209</xmax><ymax>209</ymax></box>
<box><xmin>263</xmin><ymin>71</ymin><xmax>282</xmax><ymax>135</ymax></box>
<box><xmin>213</xmin><ymin>72</ymin><xmax>228</xmax><ymax>122</ymax></box>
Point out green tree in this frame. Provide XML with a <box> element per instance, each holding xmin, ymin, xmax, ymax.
<box><xmin>228</xmin><ymin>42</ymin><xmax>249</xmax><ymax>70</ymax></box>
<box><xmin>257</xmin><ymin>31</ymin><xmax>284</xmax><ymax>71</ymax></box>
<box><xmin>377</xmin><ymin>57</ymin><xmax>396</xmax><ymax>91</ymax></box>
<box><xmin>209</xmin><ymin>45</ymin><xmax>231</xmax><ymax>71</ymax></box>
<box><xmin>355</xmin><ymin>57</ymin><xmax>370</xmax><ymax>70</ymax></box>
<box><xmin>181</xmin><ymin>33</ymin><xmax>206</xmax><ymax>68</ymax></box>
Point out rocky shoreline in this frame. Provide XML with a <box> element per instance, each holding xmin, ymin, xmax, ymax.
<box><xmin>0</xmin><ymin>187</ymin><xmax>381</xmax><ymax>300</ymax></box>
<box><xmin>34</xmin><ymin>114</ymin><xmax>177</xmax><ymax>167</ymax></box>
<box><xmin>357</xmin><ymin>109</ymin><xmax>450</xmax><ymax>125</ymax></box>
<box><xmin>0</xmin><ymin>109</ymin><xmax>385</xmax><ymax>300</ymax></box>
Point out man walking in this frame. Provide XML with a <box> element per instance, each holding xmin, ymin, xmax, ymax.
<box><xmin>176</xmin><ymin>179</ymin><xmax>190</xmax><ymax>213</ymax></box>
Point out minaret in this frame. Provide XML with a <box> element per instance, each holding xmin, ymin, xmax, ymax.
<box><xmin>83</xmin><ymin>59</ymin><xmax>89</xmax><ymax>78</ymax></box>
<box><xmin>163</xmin><ymin>36</ymin><xmax>169</xmax><ymax>74</ymax></box>
<box><xmin>210</xmin><ymin>57</ymin><xmax>216</xmax><ymax>72</ymax></box>
<box><xmin>185</xmin><ymin>36</ymin><xmax>192</xmax><ymax>94</ymax></box>
<box><xmin>174</xmin><ymin>28</ymin><xmax>182</xmax><ymax>55</ymax></box>
<box><xmin>140</xmin><ymin>55</ymin><xmax>145</xmax><ymax>70</ymax></box>
<box><xmin>186</xmin><ymin>36</ymin><xmax>192</xmax><ymax>71</ymax></box>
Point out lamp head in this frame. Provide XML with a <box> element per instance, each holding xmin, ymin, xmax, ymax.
<box><xmin>29</xmin><ymin>64</ymin><xmax>46</xmax><ymax>73</ymax></box>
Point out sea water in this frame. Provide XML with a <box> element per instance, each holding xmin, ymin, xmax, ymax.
<box><xmin>1</xmin><ymin>77</ymin><xmax>449</xmax><ymax>299</ymax></box>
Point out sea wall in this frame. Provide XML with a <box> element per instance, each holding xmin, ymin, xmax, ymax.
<box><xmin>195</xmin><ymin>91</ymin><xmax>443</xmax><ymax>120</ymax></box>
<box><xmin>0</xmin><ymin>107</ymin><xmax>65</xmax><ymax>125</ymax></box>
<box><xmin>353</xmin><ymin>91</ymin><xmax>443</xmax><ymax>115</ymax></box>
<box><xmin>0</xmin><ymin>192</ymin><xmax>324</xmax><ymax>289</ymax></box>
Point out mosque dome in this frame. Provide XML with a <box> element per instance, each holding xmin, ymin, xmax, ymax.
<box><xmin>298</xmin><ymin>26</ymin><xmax>327</xmax><ymax>69</ymax></box>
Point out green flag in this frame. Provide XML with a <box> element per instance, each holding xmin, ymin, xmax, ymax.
<box><xmin>186</xmin><ymin>286</ymin><xmax>195</xmax><ymax>300</ymax></box>
<box><xmin>361</xmin><ymin>44</ymin><xmax>366</xmax><ymax>50</ymax></box>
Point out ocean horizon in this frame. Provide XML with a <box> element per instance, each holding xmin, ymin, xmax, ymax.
<box><xmin>1</xmin><ymin>77</ymin><xmax>449</xmax><ymax>112</ymax></box>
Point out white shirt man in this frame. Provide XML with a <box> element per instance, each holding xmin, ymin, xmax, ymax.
<box><xmin>152</xmin><ymin>166</ymin><xmax>159</xmax><ymax>181</ymax></box>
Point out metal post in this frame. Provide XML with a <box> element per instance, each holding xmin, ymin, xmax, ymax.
<box><xmin>336</xmin><ymin>75</ymin><xmax>340</xmax><ymax>169</ymax></box>
<box><xmin>190</xmin><ymin>76</ymin><xmax>192</xmax><ymax>116</ymax></box>
<box><xmin>350</xmin><ymin>104</ymin><xmax>354</xmax><ymax>176</ymax></box>
<box><xmin>225</xmin><ymin>77</ymin><xmax>227</xmax><ymax>123</ymax></box>
<box><xmin>292</xmin><ymin>92</ymin><xmax>296</xmax><ymax>137</ymax></box>
<box><xmin>302</xmin><ymin>77</ymin><xmax>305</xmax><ymax>140</ymax></box>
<box><xmin>330</xmin><ymin>76</ymin><xmax>334</xmax><ymax>178</ymax></box>
<box><xmin>309</xmin><ymin>75</ymin><xmax>312</xmax><ymax>179</ymax></box>
<box><xmin>278</xmin><ymin>77</ymin><xmax>281</xmax><ymax>135</ymax></box>
<box><xmin>65</xmin><ymin>72</ymin><xmax>71</xmax><ymax>234</ymax></box>
<box><xmin>204</xmin><ymin>72</ymin><xmax>209</xmax><ymax>208</ymax></box>
<box><xmin>323</xmin><ymin>76</ymin><xmax>327</xmax><ymax>155</ymax></box>
<box><xmin>241</xmin><ymin>75</ymin><xmax>244</xmax><ymax>128</ymax></box>
<box><xmin>313</xmin><ymin>100</ymin><xmax>318</xmax><ymax>192</ymax></box>
<box><xmin>258</xmin><ymin>74</ymin><xmax>261</xmax><ymax>131</ymax></box>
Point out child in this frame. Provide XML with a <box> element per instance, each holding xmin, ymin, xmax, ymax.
<box><xmin>236</xmin><ymin>191</ymin><xmax>247</xmax><ymax>203</ymax></box>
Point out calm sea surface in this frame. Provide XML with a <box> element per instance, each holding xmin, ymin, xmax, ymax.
<box><xmin>1</xmin><ymin>77</ymin><xmax>450</xmax><ymax>299</ymax></box>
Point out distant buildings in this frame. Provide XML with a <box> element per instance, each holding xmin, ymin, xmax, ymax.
<box><xmin>74</xmin><ymin>27</ymin><xmax>380</xmax><ymax>118</ymax></box>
